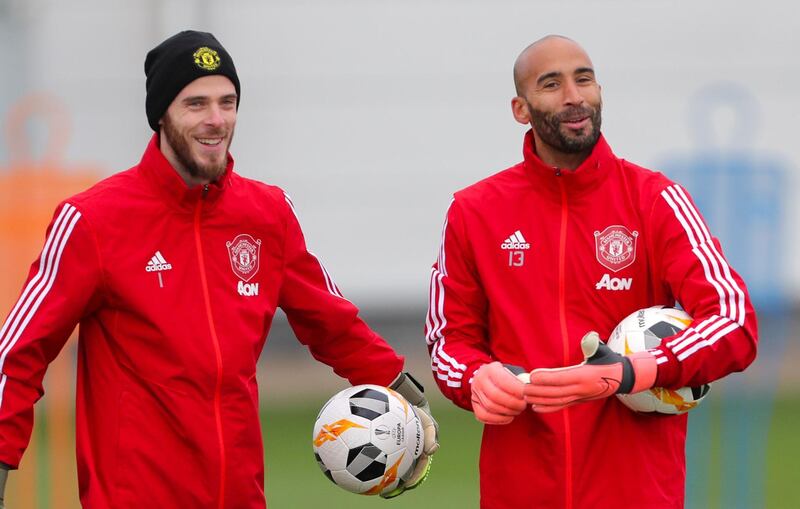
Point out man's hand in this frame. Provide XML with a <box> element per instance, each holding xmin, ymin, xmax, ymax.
<box><xmin>383</xmin><ymin>372</ymin><xmax>439</xmax><ymax>498</ymax></box>
<box><xmin>470</xmin><ymin>361</ymin><xmax>528</xmax><ymax>425</ymax></box>
<box><xmin>522</xmin><ymin>332</ymin><xmax>657</xmax><ymax>413</ymax></box>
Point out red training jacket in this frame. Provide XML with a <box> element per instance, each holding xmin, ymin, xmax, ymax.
<box><xmin>425</xmin><ymin>131</ymin><xmax>757</xmax><ymax>509</ymax></box>
<box><xmin>0</xmin><ymin>135</ymin><xmax>404</xmax><ymax>508</ymax></box>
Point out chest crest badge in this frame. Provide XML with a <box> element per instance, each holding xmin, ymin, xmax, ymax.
<box><xmin>594</xmin><ymin>225</ymin><xmax>638</xmax><ymax>272</ymax></box>
<box><xmin>226</xmin><ymin>234</ymin><xmax>262</xmax><ymax>282</ymax></box>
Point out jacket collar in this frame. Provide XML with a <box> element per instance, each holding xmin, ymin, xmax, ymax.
<box><xmin>138</xmin><ymin>134</ymin><xmax>234</xmax><ymax>210</ymax></box>
<box><xmin>522</xmin><ymin>129</ymin><xmax>614</xmax><ymax>197</ymax></box>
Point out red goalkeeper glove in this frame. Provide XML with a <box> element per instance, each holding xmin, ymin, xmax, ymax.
<box><xmin>521</xmin><ymin>332</ymin><xmax>657</xmax><ymax>413</ymax></box>
<box><xmin>470</xmin><ymin>362</ymin><xmax>528</xmax><ymax>424</ymax></box>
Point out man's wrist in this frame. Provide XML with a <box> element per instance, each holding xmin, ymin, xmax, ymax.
<box><xmin>389</xmin><ymin>371</ymin><xmax>426</xmax><ymax>407</ymax></box>
<box><xmin>627</xmin><ymin>351</ymin><xmax>658</xmax><ymax>394</ymax></box>
<box><xmin>617</xmin><ymin>356</ymin><xmax>636</xmax><ymax>394</ymax></box>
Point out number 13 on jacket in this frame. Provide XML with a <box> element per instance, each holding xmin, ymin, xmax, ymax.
<box><xmin>425</xmin><ymin>35</ymin><xmax>757</xmax><ymax>509</ymax></box>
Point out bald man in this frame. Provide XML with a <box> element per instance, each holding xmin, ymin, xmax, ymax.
<box><xmin>425</xmin><ymin>36</ymin><xmax>757</xmax><ymax>508</ymax></box>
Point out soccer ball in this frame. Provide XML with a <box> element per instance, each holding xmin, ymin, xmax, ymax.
<box><xmin>607</xmin><ymin>306</ymin><xmax>711</xmax><ymax>414</ymax></box>
<box><xmin>312</xmin><ymin>385</ymin><xmax>423</xmax><ymax>496</ymax></box>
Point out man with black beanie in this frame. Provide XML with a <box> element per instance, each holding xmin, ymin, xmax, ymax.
<box><xmin>0</xmin><ymin>30</ymin><xmax>438</xmax><ymax>508</ymax></box>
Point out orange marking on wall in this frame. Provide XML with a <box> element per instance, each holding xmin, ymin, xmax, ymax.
<box><xmin>1</xmin><ymin>93</ymin><xmax>102</xmax><ymax>509</ymax></box>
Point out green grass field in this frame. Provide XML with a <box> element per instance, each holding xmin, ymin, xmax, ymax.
<box><xmin>765</xmin><ymin>397</ymin><xmax>800</xmax><ymax>509</ymax></box>
<box><xmin>8</xmin><ymin>393</ymin><xmax>799</xmax><ymax>508</ymax></box>
<box><xmin>264</xmin><ymin>402</ymin><xmax>482</xmax><ymax>508</ymax></box>
<box><xmin>264</xmin><ymin>396</ymin><xmax>800</xmax><ymax>509</ymax></box>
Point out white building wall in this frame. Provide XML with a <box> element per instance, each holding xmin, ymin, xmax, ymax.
<box><xmin>2</xmin><ymin>0</ymin><xmax>797</xmax><ymax>307</ymax></box>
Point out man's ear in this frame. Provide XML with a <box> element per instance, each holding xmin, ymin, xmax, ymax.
<box><xmin>511</xmin><ymin>96</ymin><xmax>531</xmax><ymax>125</ymax></box>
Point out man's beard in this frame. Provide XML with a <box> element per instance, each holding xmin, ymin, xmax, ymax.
<box><xmin>529</xmin><ymin>102</ymin><xmax>602</xmax><ymax>154</ymax></box>
<box><xmin>162</xmin><ymin>115</ymin><xmax>233</xmax><ymax>182</ymax></box>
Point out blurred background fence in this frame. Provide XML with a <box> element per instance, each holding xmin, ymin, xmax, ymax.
<box><xmin>1</xmin><ymin>1</ymin><xmax>798</xmax><ymax>507</ymax></box>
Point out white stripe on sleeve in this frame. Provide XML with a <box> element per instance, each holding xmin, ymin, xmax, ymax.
<box><xmin>425</xmin><ymin>268</ymin><xmax>442</xmax><ymax>344</ymax></box>
<box><xmin>672</xmin><ymin>186</ymin><xmax>746</xmax><ymax>325</ymax></box>
<box><xmin>668</xmin><ymin>187</ymin><xmax>738</xmax><ymax>321</ymax></box>
<box><xmin>662</xmin><ymin>187</ymin><xmax>730</xmax><ymax>318</ymax></box>
<box><xmin>283</xmin><ymin>193</ymin><xmax>346</xmax><ymax>300</ymax></box>
<box><xmin>658</xmin><ymin>185</ymin><xmax>747</xmax><ymax>363</ymax></box>
<box><xmin>676</xmin><ymin>320</ymin><xmax>740</xmax><ymax>361</ymax></box>
<box><xmin>425</xmin><ymin>201</ymin><xmax>469</xmax><ymax>388</ymax></box>
<box><xmin>431</xmin><ymin>338</ymin><xmax>466</xmax><ymax>388</ymax></box>
<box><xmin>426</xmin><ymin>201</ymin><xmax>452</xmax><ymax>345</ymax></box>
<box><xmin>0</xmin><ymin>204</ymin><xmax>82</xmax><ymax>409</ymax></box>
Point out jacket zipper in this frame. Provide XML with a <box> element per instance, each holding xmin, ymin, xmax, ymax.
<box><xmin>195</xmin><ymin>185</ymin><xmax>227</xmax><ymax>509</ymax></box>
<box><xmin>556</xmin><ymin>170</ymin><xmax>573</xmax><ymax>509</ymax></box>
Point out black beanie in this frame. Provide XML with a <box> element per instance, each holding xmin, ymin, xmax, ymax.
<box><xmin>144</xmin><ymin>30</ymin><xmax>241</xmax><ymax>131</ymax></box>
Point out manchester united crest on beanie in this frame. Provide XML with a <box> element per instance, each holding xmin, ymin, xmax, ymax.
<box><xmin>144</xmin><ymin>30</ymin><xmax>241</xmax><ymax>131</ymax></box>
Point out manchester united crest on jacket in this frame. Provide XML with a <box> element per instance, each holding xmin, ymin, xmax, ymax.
<box><xmin>594</xmin><ymin>225</ymin><xmax>638</xmax><ymax>272</ymax></box>
<box><xmin>425</xmin><ymin>130</ymin><xmax>757</xmax><ymax>509</ymax></box>
<box><xmin>0</xmin><ymin>135</ymin><xmax>404</xmax><ymax>508</ymax></box>
<box><xmin>227</xmin><ymin>234</ymin><xmax>262</xmax><ymax>281</ymax></box>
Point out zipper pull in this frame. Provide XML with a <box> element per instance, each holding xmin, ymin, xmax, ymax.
<box><xmin>202</xmin><ymin>184</ymin><xmax>210</xmax><ymax>198</ymax></box>
<box><xmin>554</xmin><ymin>167</ymin><xmax>562</xmax><ymax>176</ymax></box>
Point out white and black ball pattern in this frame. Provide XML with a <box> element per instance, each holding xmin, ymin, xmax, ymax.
<box><xmin>312</xmin><ymin>385</ymin><xmax>423</xmax><ymax>495</ymax></box>
<box><xmin>348</xmin><ymin>387</ymin><xmax>390</xmax><ymax>420</ymax></box>
<box><xmin>608</xmin><ymin>306</ymin><xmax>712</xmax><ymax>414</ymax></box>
